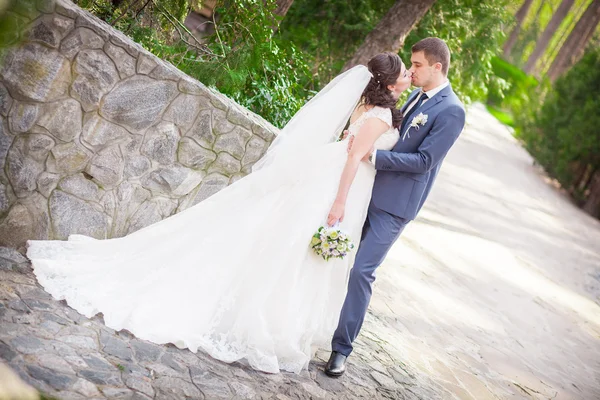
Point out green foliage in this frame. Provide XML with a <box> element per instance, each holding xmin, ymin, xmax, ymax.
<box><xmin>0</xmin><ymin>0</ymin><xmax>44</xmax><ymax>49</ymax></box>
<box><xmin>279</xmin><ymin>0</ymin><xmax>395</xmax><ymax>85</ymax></box>
<box><xmin>184</xmin><ymin>0</ymin><xmax>314</xmax><ymax>127</ymax></box>
<box><xmin>74</xmin><ymin>0</ymin><xmax>115</xmax><ymax>21</ymax></box>
<box><xmin>515</xmin><ymin>48</ymin><xmax>600</xmax><ymax>192</ymax></box>
<box><xmin>507</xmin><ymin>0</ymin><xmax>592</xmax><ymax>73</ymax></box>
<box><xmin>283</xmin><ymin>0</ymin><xmax>514</xmax><ymax>104</ymax></box>
<box><xmin>400</xmin><ymin>0</ymin><xmax>513</xmax><ymax>104</ymax></box>
<box><xmin>74</xmin><ymin>0</ymin><xmax>196</xmax><ymax>26</ymax></box>
<box><xmin>486</xmin><ymin>104</ymin><xmax>515</xmax><ymax>126</ymax></box>
<box><xmin>487</xmin><ymin>56</ymin><xmax>538</xmax><ymax>111</ymax></box>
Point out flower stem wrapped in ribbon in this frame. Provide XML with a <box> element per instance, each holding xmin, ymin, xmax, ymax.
<box><xmin>310</xmin><ymin>225</ymin><xmax>355</xmax><ymax>261</ymax></box>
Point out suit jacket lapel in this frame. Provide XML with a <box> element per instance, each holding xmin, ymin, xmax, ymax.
<box><xmin>415</xmin><ymin>94</ymin><xmax>444</xmax><ymax>116</ymax></box>
<box><xmin>411</xmin><ymin>84</ymin><xmax>452</xmax><ymax>116</ymax></box>
<box><xmin>397</xmin><ymin>85</ymin><xmax>453</xmax><ymax>146</ymax></box>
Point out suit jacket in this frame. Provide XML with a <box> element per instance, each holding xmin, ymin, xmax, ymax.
<box><xmin>372</xmin><ymin>84</ymin><xmax>466</xmax><ymax>220</ymax></box>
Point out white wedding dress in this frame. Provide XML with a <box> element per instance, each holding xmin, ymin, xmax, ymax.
<box><xmin>28</xmin><ymin>71</ymin><xmax>399</xmax><ymax>373</ymax></box>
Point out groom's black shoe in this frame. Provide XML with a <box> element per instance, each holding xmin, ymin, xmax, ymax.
<box><xmin>324</xmin><ymin>351</ymin><xmax>347</xmax><ymax>377</ymax></box>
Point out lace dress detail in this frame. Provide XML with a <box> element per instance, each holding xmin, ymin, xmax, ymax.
<box><xmin>347</xmin><ymin>106</ymin><xmax>399</xmax><ymax>152</ymax></box>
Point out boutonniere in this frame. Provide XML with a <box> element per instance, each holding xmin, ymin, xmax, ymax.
<box><xmin>402</xmin><ymin>113</ymin><xmax>428</xmax><ymax>141</ymax></box>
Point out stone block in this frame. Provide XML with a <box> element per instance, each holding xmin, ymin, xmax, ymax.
<box><xmin>49</xmin><ymin>190</ymin><xmax>108</xmax><ymax>240</ymax></box>
<box><xmin>100</xmin><ymin>76</ymin><xmax>178</xmax><ymax>133</ymax></box>
<box><xmin>1</xmin><ymin>43</ymin><xmax>71</xmax><ymax>102</ymax></box>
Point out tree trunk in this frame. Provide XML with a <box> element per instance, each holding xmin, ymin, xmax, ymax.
<box><xmin>271</xmin><ymin>0</ymin><xmax>294</xmax><ymax>33</ymax></box>
<box><xmin>583</xmin><ymin>169</ymin><xmax>600</xmax><ymax>217</ymax></box>
<box><xmin>512</xmin><ymin>0</ymin><xmax>548</xmax><ymax>66</ymax></box>
<box><xmin>342</xmin><ymin>0</ymin><xmax>437</xmax><ymax>72</ymax></box>
<box><xmin>578</xmin><ymin>163</ymin><xmax>595</xmax><ymax>192</ymax></box>
<box><xmin>547</xmin><ymin>0</ymin><xmax>600</xmax><ymax>81</ymax></box>
<box><xmin>539</xmin><ymin>0</ymin><xmax>587</xmax><ymax>75</ymax></box>
<box><xmin>569</xmin><ymin>161</ymin><xmax>588</xmax><ymax>194</ymax></box>
<box><xmin>503</xmin><ymin>0</ymin><xmax>535</xmax><ymax>60</ymax></box>
<box><xmin>523</xmin><ymin>0</ymin><xmax>574</xmax><ymax>74</ymax></box>
<box><xmin>274</xmin><ymin>0</ymin><xmax>294</xmax><ymax>17</ymax></box>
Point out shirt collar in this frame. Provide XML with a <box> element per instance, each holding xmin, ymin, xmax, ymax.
<box><xmin>421</xmin><ymin>80</ymin><xmax>449</xmax><ymax>99</ymax></box>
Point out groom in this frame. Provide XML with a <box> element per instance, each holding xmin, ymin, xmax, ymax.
<box><xmin>325</xmin><ymin>37</ymin><xmax>466</xmax><ymax>376</ymax></box>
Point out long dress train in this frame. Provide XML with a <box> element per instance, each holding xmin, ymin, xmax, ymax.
<box><xmin>27</xmin><ymin>106</ymin><xmax>399</xmax><ymax>373</ymax></box>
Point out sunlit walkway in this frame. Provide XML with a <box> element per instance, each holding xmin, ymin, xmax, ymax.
<box><xmin>360</xmin><ymin>103</ymin><xmax>600</xmax><ymax>399</ymax></box>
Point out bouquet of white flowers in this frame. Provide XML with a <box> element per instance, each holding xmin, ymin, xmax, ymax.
<box><xmin>310</xmin><ymin>226</ymin><xmax>355</xmax><ymax>261</ymax></box>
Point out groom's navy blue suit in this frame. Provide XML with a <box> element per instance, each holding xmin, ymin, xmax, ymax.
<box><xmin>332</xmin><ymin>84</ymin><xmax>466</xmax><ymax>356</ymax></box>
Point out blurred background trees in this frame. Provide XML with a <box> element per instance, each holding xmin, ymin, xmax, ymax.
<box><xmin>488</xmin><ymin>0</ymin><xmax>600</xmax><ymax>218</ymax></box>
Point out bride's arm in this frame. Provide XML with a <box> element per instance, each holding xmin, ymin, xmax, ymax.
<box><xmin>327</xmin><ymin>118</ymin><xmax>389</xmax><ymax>226</ymax></box>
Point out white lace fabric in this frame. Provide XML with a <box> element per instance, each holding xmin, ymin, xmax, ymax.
<box><xmin>348</xmin><ymin>106</ymin><xmax>398</xmax><ymax>150</ymax></box>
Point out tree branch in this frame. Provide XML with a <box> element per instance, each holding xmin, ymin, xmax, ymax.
<box><xmin>111</xmin><ymin>0</ymin><xmax>144</xmax><ymax>26</ymax></box>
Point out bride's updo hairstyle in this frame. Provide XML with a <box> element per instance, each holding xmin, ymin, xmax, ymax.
<box><xmin>362</xmin><ymin>52</ymin><xmax>403</xmax><ymax>128</ymax></box>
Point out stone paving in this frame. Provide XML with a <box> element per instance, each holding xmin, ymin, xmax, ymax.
<box><xmin>1</xmin><ymin>105</ymin><xmax>600</xmax><ymax>399</ymax></box>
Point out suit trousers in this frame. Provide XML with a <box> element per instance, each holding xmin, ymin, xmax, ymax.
<box><xmin>331</xmin><ymin>201</ymin><xmax>409</xmax><ymax>356</ymax></box>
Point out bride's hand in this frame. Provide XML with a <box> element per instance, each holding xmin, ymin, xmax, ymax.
<box><xmin>327</xmin><ymin>201</ymin><xmax>345</xmax><ymax>226</ymax></box>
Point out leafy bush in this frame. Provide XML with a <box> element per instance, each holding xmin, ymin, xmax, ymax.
<box><xmin>487</xmin><ymin>56</ymin><xmax>538</xmax><ymax>111</ymax></box>
<box><xmin>486</xmin><ymin>105</ymin><xmax>515</xmax><ymax>126</ymax></box>
<box><xmin>515</xmin><ymin>48</ymin><xmax>600</xmax><ymax>194</ymax></box>
<box><xmin>279</xmin><ymin>0</ymin><xmax>395</xmax><ymax>85</ymax></box>
<box><xmin>282</xmin><ymin>0</ymin><xmax>514</xmax><ymax>105</ymax></box>
<box><xmin>185</xmin><ymin>0</ymin><xmax>314</xmax><ymax>128</ymax></box>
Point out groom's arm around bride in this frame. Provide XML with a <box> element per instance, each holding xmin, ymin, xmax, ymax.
<box><xmin>365</xmin><ymin>38</ymin><xmax>466</xmax><ymax>221</ymax></box>
<box><xmin>373</xmin><ymin>102</ymin><xmax>465</xmax><ymax>174</ymax></box>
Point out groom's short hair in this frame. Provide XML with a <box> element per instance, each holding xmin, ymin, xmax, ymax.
<box><xmin>412</xmin><ymin>38</ymin><xmax>450</xmax><ymax>76</ymax></box>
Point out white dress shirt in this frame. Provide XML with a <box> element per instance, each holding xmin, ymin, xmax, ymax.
<box><xmin>370</xmin><ymin>80</ymin><xmax>449</xmax><ymax>165</ymax></box>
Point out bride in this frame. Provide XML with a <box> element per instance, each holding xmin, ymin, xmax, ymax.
<box><xmin>27</xmin><ymin>53</ymin><xmax>411</xmax><ymax>374</ymax></box>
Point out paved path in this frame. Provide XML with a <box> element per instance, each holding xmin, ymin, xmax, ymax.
<box><xmin>1</xmin><ymin>104</ymin><xmax>599</xmax><ymax>399</ymax></box>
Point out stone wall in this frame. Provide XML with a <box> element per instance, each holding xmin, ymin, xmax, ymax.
<box><xmin>0</xmin><ymin>0</ymin><xmax>278</xmax><ymax>249</ymax></box>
